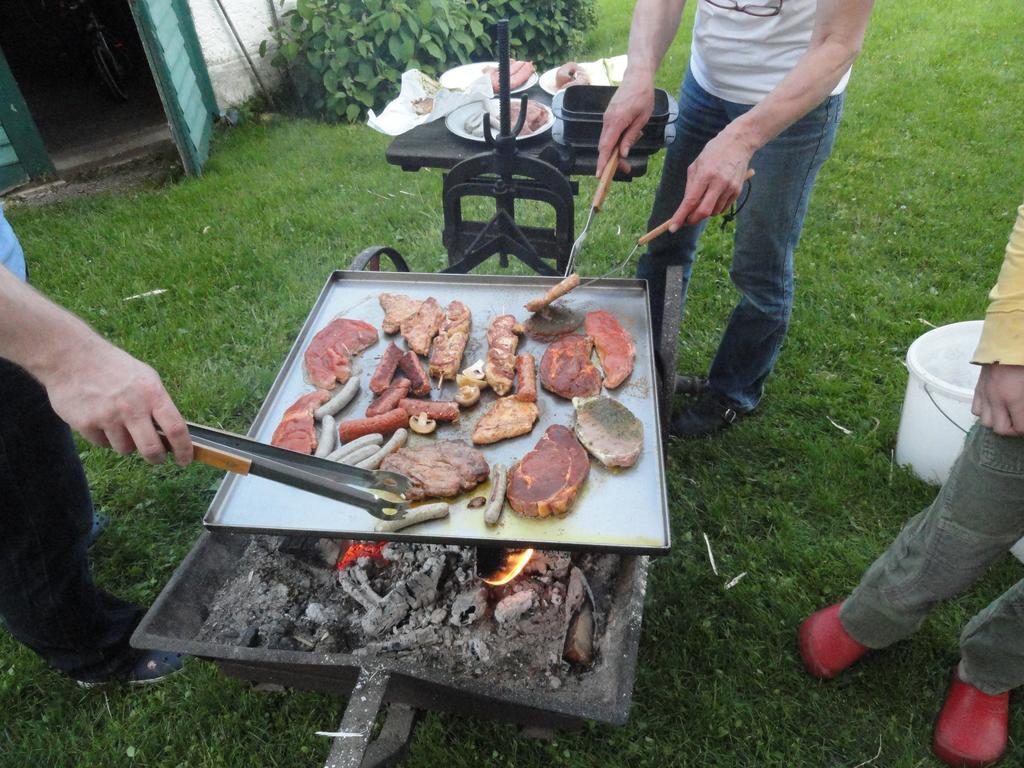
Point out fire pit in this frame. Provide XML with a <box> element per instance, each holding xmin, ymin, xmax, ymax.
<box><xmin>132</xmin><ymin>533</ymin><xmax>648</xmax><ymax>767</ymax></box>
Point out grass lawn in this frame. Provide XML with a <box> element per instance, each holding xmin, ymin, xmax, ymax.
<box><xmin>3</xmin><ymin>0</ymin><xmax>1024</xmax><ymax>765</ymax></box>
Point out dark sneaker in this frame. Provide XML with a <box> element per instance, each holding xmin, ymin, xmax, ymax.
<box><xmin>670</xmin><ymin>394</ymin><xmax>747</xmax><ymax>438</ymax></box>
<box><xmin>674</xmin><ymin>374</ymin><xmax>710</xmax><ymax>398</ymax></box>
<box><xmin>76</xmin><ymin>650</ymin><xmax>185</xmax><ymax>688</ymax></box>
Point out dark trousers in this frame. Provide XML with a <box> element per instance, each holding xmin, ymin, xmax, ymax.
<box><xmin>0</xmin><ymin>358</ymin><xmax>140</xmax><ymax>682</ymax></box>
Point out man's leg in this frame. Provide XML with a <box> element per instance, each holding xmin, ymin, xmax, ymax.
<box><xmin>839</xmin><ymin>426</ymin><xmax>1024</xmax><ymax>649</ymax></box>
<box><xmin>701</xmin><ymin>93</ymin><xmax>845</xmax><ymax>413</ymax></box>
<box><xmin>0</xmin><ymin>359</ymin><xmax>141</xmax><ymax>682</ymax></box>
<box><xmin>636</xmin><ymin>67</ymin><xmax>728</xmax><ymax>345</ymax></box>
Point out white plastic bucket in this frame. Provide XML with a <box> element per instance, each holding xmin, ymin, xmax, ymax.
<box><xmin>895</xmin><ymin>320</ymin><xmax>983</xmax><ymax>485</ymax></box>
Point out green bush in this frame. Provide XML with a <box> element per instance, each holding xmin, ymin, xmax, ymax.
<box><xmin>266</xmin><ymin>0</ymin><xmax>597</xmax><ymax>122</ymax></box>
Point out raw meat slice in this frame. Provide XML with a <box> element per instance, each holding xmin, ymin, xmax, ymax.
<box><xmin>379</xmin><ymin>293</ymin><xmax>422</xmax><ymax>335</ymax></box>
<box><xmin>484</xmin><ymin>315</ymin><xmax>523</xmax><ymax>396</ymax></box>
<box><xmin>304</xmin><ymin>318</ymin><xmax>379</xmax><ymax>389</ymax></box>
<box><xmin>507</xmin><ymin>425</ymin><xmax>589</xmax><ymax>518</ymax></box>
<box><xmin>540</xmin><ymin>334</ymin><xmax>602</xmax><ymax>399</ymax></box>
<box><xmin>271</xmin><ymin>390</ymin><xmax>331</xmax><ymax>454</ymax></box>
<box><xmin>525</xmin><ymin>273</ymin><xmax>579</xmax><ymax>313</ymax></box>
<box><xmin>585</xmin><ymin>310</ymin><xmax>635</xmax><ymax>389</ymax></box>
<box><xmin>573</xmin><ymin>396</ymin><xmax>643</xmax><ymax>468</ymax></box>
<box><xmin>523</xmin><ymin>304</ymin><xmax>582</xmax><ymax>342</ymax></box>
<box><xmin>398</xmin><ymin>398</ymin><xmax>460</xmax><ymax>422</ymax></box>
<box><xmin>398</xmin><ymin>350</ymin><xmax>431</xmax><ymax>396</ymax></box>
<box><xmin>365</xmin><ymin>379</ymin><xmax>411</xmax><ymax>417</ymax></box>
<box><xmin>400</xmin><ymin>297</ymin><xmax>445</xmax><ymax>356</ymax></box>
<box><xmin>380</xmin><ymin>441</ymin><xmax>489</xmax><ymax>501</ymax></box>
<box><xmin>472</xmin><ymin>397</ymin><xmax>540</xmax><ymax>445</ymax></box>
<box><xmin>428</xmin><ymin>300</ymin><xmax>471</xmax><ymax>380</ymax></box>
<box><xmin>512</xmin><ymin>354</ymin><xmax>537</xmax><ymax>403</ymax></box>
<box><xmin>369</xmin><ymin>342</ymin><xmax>404</xmax><ymax>394</ymax></box>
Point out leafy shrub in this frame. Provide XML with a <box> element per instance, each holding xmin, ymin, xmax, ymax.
<box><xmin>267</xmin><ymin>0</ymin><xmax>597</xmax><ymax>122</ymax></box>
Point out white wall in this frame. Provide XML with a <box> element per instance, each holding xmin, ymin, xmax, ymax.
<box><xmin>186</xmin><ymin>0</ymin><xmax>294</xmax><ymax>107</ymax></box>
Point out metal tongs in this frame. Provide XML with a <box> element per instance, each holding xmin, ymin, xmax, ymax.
<box><xmin>172</xmin><ymin>423</ymin><xmax>411</xmax><ymax>521</ymax></box>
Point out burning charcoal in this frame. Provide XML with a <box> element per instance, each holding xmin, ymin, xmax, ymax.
<box><xmin>401</xmin><ymin>557</ymin><xmax>444</xmax><ymax>610</ymax></box>
<box><xmin>566</xmin><ymin>567</ymin><xmax>586</xmax><ymax>615</ymax></box>
<box><xmin>430</xmin><ymin>608</ymin><xmax>447</xmax><ymax>625</ymax></box>
<box><xmin>450</xmin><ymin>587</ymin><xmax>488</xmax><ymax>627</ymax></box>
<box><xmin>563</xmin><ymin>601</ymin><xmax>595</xmax><ymax>666</ymax></box>
<box><xmin>361</xmin><ymin>590</ymin><xmax>410</xmax><ymax>637</ymax></box>
<box><xmin>304</xmin><ymin>602</ymin><xmax>327</xmax><ymax>623</ymax></box>
<box><xmin>494</xmin><ymin>590</ymin><xmax>536</xmax><ymax>625</ymax></box>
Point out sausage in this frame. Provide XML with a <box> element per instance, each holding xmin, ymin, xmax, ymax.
<box><xmin>337</xmin><ymin>408</ymin><xmax>409</xmax><ymax>442</ymax></box>
<box><xmin>366</xmin><ymin>379</ymin><xmax>411</xmax><ymax>417</ymax></box>
<box><xmin>512</xmin><ymin>354</ymin><xmax>537</xmax><ymax>403</ymax></box>
<box><xmin>399</xmin><ymin>398</ymin><xmax>460</xmax><ymax>422</ymax></box>
<box><xmin>397</xmin><ymin>350</ymin><xmax>431</xmax><ymax>396</ymax></box>
<box><xmin>369</xmin><ymin>342</ymin><xmax>404</xmax><ymax>394</ymax></box>
<box><xmin>325</xmin><ymin>432</ymin><xmax>383</xmax><ymax>462</ymax></box>
<box><xmin>355</xmin><ymin>428</ymin><xmax>408</xmax><ymax>469</ymax></box>
<box><xmin>484</xmin><ymin>464</ymin><xmax>508</xmax><ymax>526</ymax></box>
<box><xmin>375</xmin><ymin>502</ymin><xmax>450</xmax><ymax>533</ymax></box>
<box><xmin>315</xmin><ymin>375</ymin><xmax>360</xmax><ymax>419</ymax></box>
<box><xmin>335</xmin><ymin>444</ymin><xmax>378</xmax><ymax>466</ymax></box>
<box><xmin>525</xmin><ymin>272</ymin><xmax>580</xmax><ymax>313</ymax></box>
<box><xmin>314</xmin><ymin>414</ymin><xmax>336</xmax><ymax>458</ymax></box>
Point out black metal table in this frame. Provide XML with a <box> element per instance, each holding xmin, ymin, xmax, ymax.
<box><xmin>385</xmin><ymin>84</ymin><xmax>650</xmax><ymax>179</ymax></box>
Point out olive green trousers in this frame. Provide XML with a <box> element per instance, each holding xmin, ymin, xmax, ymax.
<box><xmin>840</xmin><ymin>424</ymin><xmax>1024</xmax><ymax>695</ymax></box>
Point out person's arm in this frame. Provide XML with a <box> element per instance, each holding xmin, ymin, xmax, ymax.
<box><xmin>971</xmin><ymin>203</ymin><xmax>1024</xmax><ymax>436</ymax></box>
<box><xmin>0</xmin><ymin>265</ymin><xmax>193</xmax><ymax>465</ymax></box>
<box><xmin>596</xmin><ymin>0</ymin><xmax>688</xmax><ymax>177</ymax></box>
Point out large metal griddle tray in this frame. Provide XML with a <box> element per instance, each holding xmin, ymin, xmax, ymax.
<box><xmin>203</xmin><ymin>271</ymin><xmax>671</xmax><ymax>555</ymax></box>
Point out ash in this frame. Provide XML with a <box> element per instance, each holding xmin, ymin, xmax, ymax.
<box><xmin>197</xmin><ymin>537</ymin><xmax>622</xmax><ymax>686</ymax></box>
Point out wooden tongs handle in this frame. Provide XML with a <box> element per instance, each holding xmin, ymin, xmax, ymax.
<box><xmin>592</xmin><ymin>141</ymin><xmax>624</xmax><ymax>211</ymax></box>
<box><xmin>637</xmin><ymin>168</ymin><xmax>756</xmax><ymax>245</ymax></box>
<box><xmin>158</xmin><ymin>430</ymin><xmax>252</xmax><ymax>475</ymax></box>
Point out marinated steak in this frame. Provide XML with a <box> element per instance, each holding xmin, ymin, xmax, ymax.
<box><xmin>380</xmin><ymin>441</ymin><xmax>489</xmax><ymax>501</ymax></box>
<box><xmin>428</xmin><ymin>300</ymin><xmax>471</xmax><ymax>380</ymax></box>
<box><xmin>585</xmin><ymin>310</ymin><xmax>635</xmax><ymax>389</ymax></box>
<box><xmin>574</xmin><ymin>396</ymin><xmax>643</xmax><ymax>468</ymax></box>
<box><xmin>366</xmin><ymin>379</ymin><xmax>410</xmax><ymax>417</ymax></box>
<box><xmin>304</xmin><ymin>318</ymin><xmax>379</xmax><ymax>389</ymax></box>
<box><xmin>379</xmin><ymin>293</ymin><xmax>423</xmax><ymax>335</ymax></box>
<box><xmin>271</xmin><ymin>390</ymin><xmax>331</xmax><ymax>453</ymax></box>
<box><xmin>472</xmin><ymin>397</ymin><xmax>540</xmax><ymax>445</ymax></box>
<box><xmin>484</xmin><ymin>315</ymin><xmax>523</xmax><ymax>396</ymax></box>
<box><xmin>525</xmin><ymin>272</ymin><xmax>579</xmax><ymax>313</ymax></box>
<box><xmin>400</xmin><ymin>296</ymin><xmax>445</xmax><ymax>356</ymax></box>
<box><xmin>507</xmin><ymin>425</ymin><xmax>589</xmax><ymax>518</ymax></box>
<box><xmin>369</xmin><ymin>342</ymin><xmax>404</xmax><ymax>394</ymax></box>
<box><xmin>540</xmin><ymin>334</ymin><xmax>602</xmax><ymax>399</ymax></box>
<box><xmin>512</xmin><ymin>353</ymin><xmax>537</xmax><ymax>403</ymax></box>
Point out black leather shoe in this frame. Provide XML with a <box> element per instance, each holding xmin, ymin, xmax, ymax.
<box><xmin>670</xmin><ymin>395</ymin><xmax>747</xmax><ymax>438</ymax></box>
<box><xmin>674</xmin><ymin>374</ymin><xmax>710</xmax><ymax>397</ymax></box>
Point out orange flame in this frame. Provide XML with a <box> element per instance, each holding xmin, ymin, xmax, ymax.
<box><xmin>482</xmin><ymin>548</ymin><xmax>535</xmax><ymax>586</ymax></box>
<box><xmin>336</xmin><ymin>541</ymin><xmax>388</xmax><ymax>570</ymax></box>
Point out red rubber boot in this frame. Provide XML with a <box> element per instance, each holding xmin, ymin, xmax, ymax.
<box><xmin>932</xmin><ymin>667</ymin><xmax>1008</xmax><ymax>768</ymax></box>
<box><xmin>798</xmin><ymin>603</ymin><xmax>869</xmax><ymax>679</ymax></box>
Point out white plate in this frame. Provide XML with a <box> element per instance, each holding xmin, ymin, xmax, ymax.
<box><xmin>539</xmin><ymin>62</ymin><xmax>613</xmax><ymax>95</ymax></box>
<box><xmin>439</xmin><ymin>62</ymin><xmax>539</xmax><ymax>94</ymax></box>
<box><xmin>445</xmin><ymin>100</ymin><xmax>555</xmax><ymax>143</ymax></box>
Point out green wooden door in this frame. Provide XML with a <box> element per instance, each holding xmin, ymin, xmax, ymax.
<box><xmin>0</xmin><ymin>46</ymin><xmax>54</xmax><ymax>193</ymax></box>
<box><xmin>130</xmin><ymin>0</ymin><xmax>218</xmax><ymax>176</ymax></box>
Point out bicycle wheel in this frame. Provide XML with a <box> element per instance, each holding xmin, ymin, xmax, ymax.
<box><xmin>93</xmin><ymin>38</ymin><xmax>129</xmax><ymax>101</ymax></box>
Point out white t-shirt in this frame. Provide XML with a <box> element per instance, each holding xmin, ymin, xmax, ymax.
<box><xmin>689</xmin><ymin>0</ymin><xmax>852</xmax><ymax>105</ymax></box>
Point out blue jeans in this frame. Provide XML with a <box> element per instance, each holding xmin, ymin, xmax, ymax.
<box><xmin>638</xmin><ymin>68</ymin><xmax>844</xmax><ymax>411</ymax></box>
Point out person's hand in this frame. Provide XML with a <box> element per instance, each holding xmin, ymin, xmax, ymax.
<box><xmin>668</xmin><ymin>126</ymin><xmax>755</xmax><ymax>230</ymax></box>
<box><xmin>971</xmin><ymin>363</ymin><xmax>1024</xmax><ymax>437</ymax></box>
<box><xmin>596</xmin><ymin>73</ymin><xmax>655</xmax><ymax>179</ymax></box>
<box><xmin>40</xmin><ymin>336</ymin><xmax>193</xmax><ymax>465</ymax></box>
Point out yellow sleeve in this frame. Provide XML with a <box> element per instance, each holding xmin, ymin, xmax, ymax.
<box><xmin>973</xmin><ymin>202</ymin><xmax>1024</xmax><ymax>365</ymax></box>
